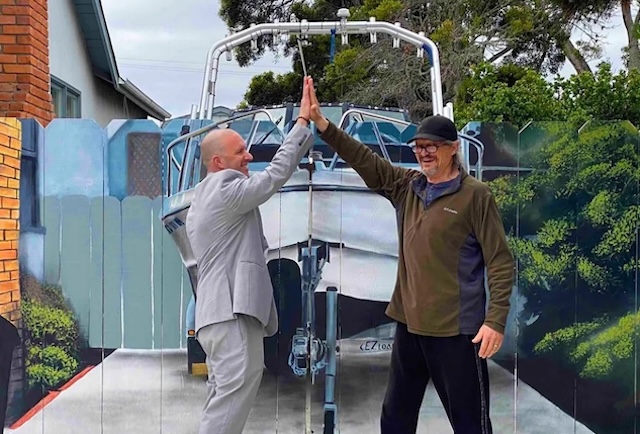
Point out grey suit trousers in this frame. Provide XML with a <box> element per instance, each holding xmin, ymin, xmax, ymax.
<box><xmin>196</xmin><ymin>314</ymin><xmax>264</xmax><ymax>434</ymax></box>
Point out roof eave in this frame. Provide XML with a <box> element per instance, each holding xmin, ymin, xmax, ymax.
<box><xmin>90</xmin><ymin>0</ymin><xmax>120</xmax><ymax>86</ymax></box>
<box><xmin>116</xmin><ymin>79</ymin><xmax>171</xmax><ymax>121</ymax></box>
<box><xmin>83</xmin><ymin>0</ymin><xmax>171</xmax><ymax>121</ymax></box>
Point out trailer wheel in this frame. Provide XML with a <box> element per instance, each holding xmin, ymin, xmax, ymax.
<box><xmin>264</xmin><ymin>258</ymin><xmax>302</xmax><ymax>377</ymax></box>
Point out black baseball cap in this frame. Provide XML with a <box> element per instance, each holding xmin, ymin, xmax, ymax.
<box><xmin>407</xmin><ymin>115</ymin><xmax>458</xmax><ymax>143</ymax></box>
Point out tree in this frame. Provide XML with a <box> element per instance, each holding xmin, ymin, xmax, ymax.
<box><xmin>227</xmin><ymin>0</ymin><xmax>637</xmax><ymax>119</ymax></box>
<box><xmin>454</xmin><ymin>61</ymin><xmax>640</xmax><ymax>128</ymax></box>
<box><xmin>242</xmin><ymin>71</ymin><xmax>302</xmax><ymax>107</ymax></box>
<box><xmin>225</xmin><ymin>0</ymin><xmax>578</xmax><ymax>115</ymax></box>
<box><xmin>311</xmin><ymin>0</ymin><xmax>607</xmax><ymax>117</ymax></box>
<box><xmin>557</xmin><ymin>62</ymin><xmax>640</xmax><ymax>124</ymax></box>
<box><xmin>219</xmin><ymin>0</ymin><xmax>360</xmax><ymax>68</ymax></box>
<box><xmin>221</xmin><ymin>0</ymin><xmax>369</xmax><ymax>107</ymax></box>
<box><xmin>548</xmin><ymin>0</ymin><xmax>640</xmax><ymax>72</ymax></box>
<box><xmin>620</xmin><ymin>0</ymin><xmax>640</xmax><ymax>69</ymax></box>
<box><xmin>453</xmin><ymin>62</ymin><xmax>564</xmax><ymax>128</ymax></box>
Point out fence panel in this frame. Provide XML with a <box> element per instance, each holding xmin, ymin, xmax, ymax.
<box><xmin>42</xmin><ymin>195</ymin><xmax>188</xmax><ymax>350</ymax></box>
<box><xmin>59</xmin><ymin>196</ymin><xmax>92</xmax><ymax>340</ymax></box>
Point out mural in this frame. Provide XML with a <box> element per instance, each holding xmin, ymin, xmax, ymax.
<box><xmin>0</xmin><ymin>113</ymin><xmax>638</xmax><ymax>433</ymax></box>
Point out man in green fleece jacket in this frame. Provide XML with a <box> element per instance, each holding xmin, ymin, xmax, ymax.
<box><xmin>306</xmin><ymin>79</ymin><xmax>514</xmax><ymax>434</ymax></box>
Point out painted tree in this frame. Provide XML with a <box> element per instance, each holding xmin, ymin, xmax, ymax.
<box><xmin>460</xmin><ymin>62</ymin><xmax>640</xmax><ymax>431</ymax></box>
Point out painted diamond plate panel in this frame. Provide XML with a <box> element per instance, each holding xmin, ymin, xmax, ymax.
<box><xmin>127</xmin><ymin>132</ymin><xmax>162</xmax><ymax>198</ymax></box>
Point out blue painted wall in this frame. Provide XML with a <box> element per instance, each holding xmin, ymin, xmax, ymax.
<box><xmin>42</xmin><ymin>119</ymin><xmax>108</xmax><ymax>198</ymax></box>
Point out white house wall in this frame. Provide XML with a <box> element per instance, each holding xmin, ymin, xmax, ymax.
<box><xmin>48</xmin><ymin>0</ymin><xmax>148</xmax><ymax>126</ymax></box>
<box><xmin>93</xmin><ymin>77</ymin><xmax>150</xmax><ymax>122</ymax></box>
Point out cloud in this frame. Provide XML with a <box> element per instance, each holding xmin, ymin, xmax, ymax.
<box><xmin>591</xmin><ymin>13</ymin><xmax>628</xmax><ymax>71</ymax></box>
<box><xmin>102</xmin><ymin>0</ymin><xmax>293</xmax><ymax>117</ymax></box>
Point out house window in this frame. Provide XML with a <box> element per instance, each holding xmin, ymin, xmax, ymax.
<box><xmin>19</xmin><ymin>120</ymin><xmax>42</xmax><ymax>231</ymax></box>
<box><xmin>20</xmin><ymin>157</ymin><xmax>38</xmax><ymax>228</ymax></box>
<box><xmin>51</xmin><ymin>76</ymin><xmax>81</xmax><ymax>118</ymax></box>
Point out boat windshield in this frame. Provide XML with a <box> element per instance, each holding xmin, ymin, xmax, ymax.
<box><xmin>250</xmin><ymin>107</ymin><xmax>288</xmax><ymax>128</ymax></box>
<box><xmin>224</xmin><ymin>105</ymin><xmax>418</xmax><ymax>172</ymax></box>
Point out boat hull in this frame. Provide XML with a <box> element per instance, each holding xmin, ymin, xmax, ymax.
<box><xmin>161</xmin><ymin>169</ymin><xmax>401</xmax><ymax>302</ymax></box>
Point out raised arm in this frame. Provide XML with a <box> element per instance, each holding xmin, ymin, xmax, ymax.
<box><xmin>221</xmin><ymin>122</ymin><xmax>313</xmax><ymax>214</ymax></box>
<box><xmin>309</xmin><ymin>79</ymin><xmax>410</xmax><ymax>204</ymax></box>
<box><xmin>221</xmin><ymin>76</ymin><xmax>315</xmax><ymax>215</ymax></box>
<box><xmin>318</xmin><ymin>121</ymin><xmax>409</xmax><ymax>200</ymax></box>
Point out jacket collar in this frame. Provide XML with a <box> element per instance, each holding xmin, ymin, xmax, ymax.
<box><xmin>411</xmin><ymin>165</ymin><xmax>467</xmax><ymax>202</ymax></box>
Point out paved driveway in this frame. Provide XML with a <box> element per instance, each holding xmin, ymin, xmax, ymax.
<box><xmin>4</xmin><ymin>343</ymin><xmax>594</xmax><ymax>434</ymax></box>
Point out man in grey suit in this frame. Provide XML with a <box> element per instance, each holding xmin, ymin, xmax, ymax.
<box><xmin>186</xmin><ymin>77</ymin><xmax>315</xmax><ymax>434</ymax></box>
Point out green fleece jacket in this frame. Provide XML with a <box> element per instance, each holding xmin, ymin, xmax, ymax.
<box><xmin>319</xmin><ymin>121</ymin><xmax>514</xmax><ymax>336</ymax></box>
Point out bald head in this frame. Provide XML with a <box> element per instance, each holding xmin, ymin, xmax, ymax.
<box><xmin>201</xmin><ymin>129</ymin><xmax>237</xmax><ymax>167</ymax></box>
<box><xmin>200</xmin><ymin>128</ymin><xmax>253</xmax><ymax>176</ymax></box>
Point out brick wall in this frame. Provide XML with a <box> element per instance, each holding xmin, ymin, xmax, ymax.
<box><xmin>0</xmin><ymin>118</ymin><xmax>20</xmax><ymax>322</ymax></box>
<box><xmin>0</xmin><ymin>0</ymin><xmax>53</xmax><ymax>126</ymax></box>
<box><xmin>0</xmin><ymin>0</ymin><xmax>53</xmax><ymax>424</ymax></box>
<box><xmin>0</xmin><ymin>118</ymin><xmax>21</xmax><ymax>425</ymax></box>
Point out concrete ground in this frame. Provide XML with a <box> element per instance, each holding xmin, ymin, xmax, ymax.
<box><xmin>4</xmin><ymin>343</ymin><xmax>594</xmax><ymax>434</ymax></box>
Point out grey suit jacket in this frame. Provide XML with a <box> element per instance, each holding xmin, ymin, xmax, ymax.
<box><xmin>186</xmin><ymin>123</ymin><xmax>314</xmax><ymax>337</ymax></box>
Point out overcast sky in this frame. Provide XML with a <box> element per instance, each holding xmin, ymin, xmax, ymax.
<box><xmin>101</xmin><ymin>0</ymin><xmax>630</xmax><ymax>119</ymax></box>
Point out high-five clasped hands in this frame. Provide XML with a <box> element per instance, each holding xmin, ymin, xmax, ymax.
<box><xmin>296</xmin><ymin>76</ymin><xmax>328</xmax><ymax>132</ymax></box>
<box><xmin>307</xmin><ymin>77</ymin><xmax>328</xmax><ymax>132</ymax></box>
<box><xmin>297</xmin><ymin>76</ymin><xmax>312</xmax><ymax>123</ymax></box>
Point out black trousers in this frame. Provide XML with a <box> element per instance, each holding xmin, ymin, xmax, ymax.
<box><xmin>0</xmin><ymin>315</ymin><xmax>19</xmax><ymax>429</ymax></box>
<box><xmin>380</xmin><ymin>322</ymin><xmax>492</xmax><ymax>434</ymax></box>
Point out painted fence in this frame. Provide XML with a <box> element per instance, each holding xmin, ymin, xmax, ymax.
<box><xmin>8</xmin><ymin>116</ymin><xmax>640</xmax><ymax>433</ymax></box>
<box><xmin>41</xmin><ymin>194</ymin><xmax>193</xmax><ymax>350</ymax></box>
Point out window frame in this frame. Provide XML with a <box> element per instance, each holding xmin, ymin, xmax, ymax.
<box><xmin>19</xmin><ymin>120</ymin><xmax>44</xmax><ymax>233</ymax></box>
<box><xmin>51</xmin><ymin>76</ymin><xmax>81</xmax><ymax>118</ymax></box>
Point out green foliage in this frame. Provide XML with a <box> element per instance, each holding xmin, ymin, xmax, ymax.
<box><xmin>511</xmin><ymin>236</ymin><xmax>575</xmax><ymax>289</ymax></box>
<box><xmin>231</xmin><ymin>0</ymin><xmax>591</xmax><ymax>115</ymax></box>
<box><xmin>484</xmin><ymin>176</ymin><xmax>520</xmax><ymax>223</ymax></box>
<box><xmin>22</xmin><ymin>300</ymin><xmax>79</xmax><ymax>355</ymax></box>
<box><xmin>21</xmin><ymin>273</ymin><xmax>71</xmax><ymax>312</ymax></box>
<box><xmin>584</xmin><ymin>191</ymin><xmax>617</xmax><ymax>226</ymax></box>
<box><xmin>556</xmin><ymin>64</ymin><xmax>640</xmax><ymax>126</ymax></box>
<box><xmin>487</xmin><ymin>114</ymin><xmax>638</xmax><ymax>407</ymax></box>
<box><xmin>20</xmin><ymin>274</ymin><xmax>82</xmax><ymax>392</ymax></box>
<box><xmin>454</xmin><ymin>62</ymin><xmax>564</xmax><ymax>128</ymax></box>
<box><xmin>456</xmin><ymin>62</ymin><xmax>640</xmax><ymax>129</ymax></box>
<box><xmin>319</xmin><ymin>47</ymin><xmax>375</xmax><ymax>102</ymax></box>
<box><xmin>571</xmin><ymin>312</ymin><xmax>639</xmax><ymax>379</ymax></box>
<box><xmin>350</xmin><ymin>0</ymin><xmax>403</xmax><ymax>21</ymax></box>
<box><xmin>536</xmin><ymin>218</ymin><xmax>574</xmax><ymax>248</ymax></box>
<box><xmin>576</xmin><ymin>257</ymin><xmax>608</xmax><ymax>289</ymax></box>
<box><xmin>533</xmin><ymin>312</ymin><xmax>640</xmax><ymax>380</ymax></box>
<box><xmin>25</xmin><ymin>346</ymin><xmax>79</xmax><ymax>389</ymax></box>
<box><xmin>243</xmin><ymin>71</ymin><xmax>303</xmax><ymax>107</ymax></box>
<box><xmin>226</xmin><ymin>0</ymin><xmax>639</xmax><ymax>122</ymax></box>
<box><xmin>516</xmin><ymin>121</ymin><xmax>638</xmax><ymax>294</ymax></box>
<box><xmin>534</xmin><ymin>317</ymin><xmax>607</xmax><ymax>357</ymax></box>
<box><xmin>593</xmin><ymin>205</ymin><xmax>640</xmax><ymax>258</ymax></box>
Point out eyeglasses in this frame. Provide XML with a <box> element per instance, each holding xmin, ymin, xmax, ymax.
<box><xmin>409</xmin><ymin>142</ymin><xmax>451</xmax><ymax>154</ymax></box>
